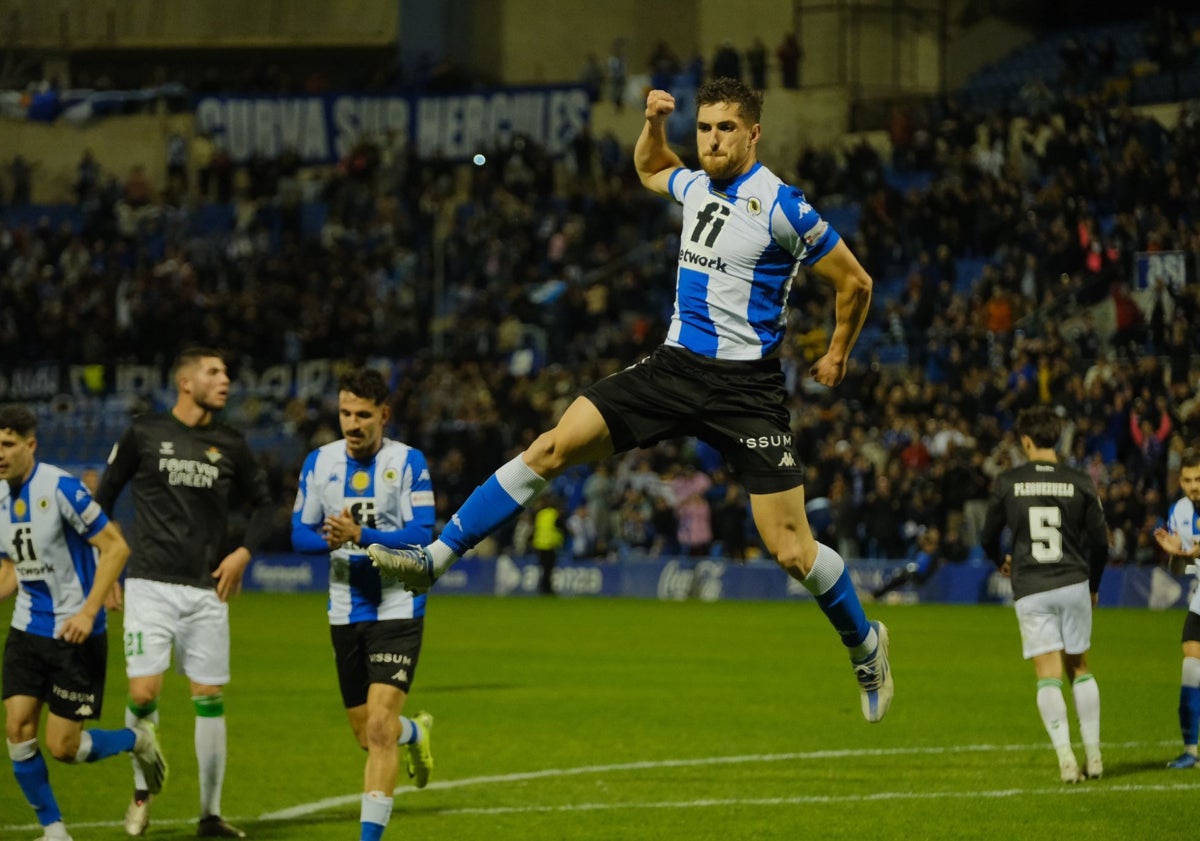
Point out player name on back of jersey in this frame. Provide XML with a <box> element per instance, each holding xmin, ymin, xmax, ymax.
<box><xmin>159</xmin><ymin>457</ymin><xmax>220</xmax><ymax>488</ymax></box>
<box><xmin>1013</xmin><ymin>481</ymin><xmax>1075</xmax><ymax>497</ymax></box>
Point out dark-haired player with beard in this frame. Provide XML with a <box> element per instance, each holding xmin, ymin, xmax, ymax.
<box><xmin>292</xmin><ymin>368</ymin><xmax>436</xmax><ymax>841</ymax></box>
<box><xmin>1155</xmin><ymin>452</ymin><xmax>1200</xmax><ymax>769</ymax></box>
<box><xmin>981</xmin><ymin>406</ymin><xmax>1108</xmax><ymax>784</ymax></box>
<box><xmin>96</xmin><ymin>348</ymin><xmax>273</xmax><ymax>838</ymax></box>
<box><xmin>371</xmin><ymin>78</ymin><xmax>893</xmax><ymax>724</ymax></box>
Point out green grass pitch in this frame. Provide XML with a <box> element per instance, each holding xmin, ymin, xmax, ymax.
<box><xmin>1</xmin><ymin>594</ymin><xmax>1194</xmax><ymax>840</ymax></box>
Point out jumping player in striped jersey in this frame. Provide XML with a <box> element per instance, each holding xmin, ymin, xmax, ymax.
<box><xmin>292</xmin><ymin>369</ymin><xmax>436</xmax><ymax>841</ymax></box>
<box><xmin>0</xmin><ymin>405</ymin><xmax>166</xmax><ymax>841</ymax></box>
<box><xmin>371</xmin><ymin>78</ymin><xmax>893</xmax><ymax>724</ymax></box>
<box><xmin>1155</xmin><ymin>452</ymin><xmax>1200</xmax><ymax>769</ymax></box>
<box><xmin>981</xmin><ymin>406</ymin><xmax>1109</xmax><ymax>783</ymax></box>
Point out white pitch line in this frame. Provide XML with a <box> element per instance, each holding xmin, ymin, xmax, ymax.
<box><xmin>431</xmin><ymin>782</ymin><xmax>1200</xmax><ymax>817</ymax></box>
<box><xmin>0</xmin><ymin>739</ymin><xmax>1186</xmax><ymax>834</ymax></box>
<box><xmin>255</xmin><ymin>738</ymin><xmax>1174</xmax><ymax>820</ymax></box>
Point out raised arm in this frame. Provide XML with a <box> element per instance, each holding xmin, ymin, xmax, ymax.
<box><xmin>634</xmin><ymin>89</ymin><xmax>685</xmax><ymax>198</ymax></box>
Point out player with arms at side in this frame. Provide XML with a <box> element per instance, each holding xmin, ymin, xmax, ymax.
<box><xmin>1154</xmin><ymin>452</ymin><xmax>1200</xmax><ymax>769</ymax></box>
<box><xmin>0</xmin><ymin>405</ymin><xmax>166</xmax><ymax>841</ymax></box>
<box><xmin>371</xmin><ymin>78</ymin><xmax>893</xmax><ymax>722</ymax></box>
<box><xmin>95</xmin><ymin>348</ymin><xmax>274</xmax><ymax>838</ymax></box>
<box><xmin>291</xmin><ymin>369</ymin><xmax>436</xmax><ymax>841</ymax></box>
<box><xmin>981</xmin><ymin>406</ymin><xmax>1108</xmax><ymax>783</ymax></box>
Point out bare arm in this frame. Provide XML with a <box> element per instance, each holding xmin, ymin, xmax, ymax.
<box><xmin>59</xmin><ymin>522</ymin><xmax>130</xmax><ymax>643</ymax></box>
<box><xmin>0</xmin><ymin>558</ymin><xmax>15</xmax><ymax>601</ymax></box>
<box><xmin>807</xmin><ymin>239</ymin><xmax>873</xmax><ymax>386</ymax></box>
<box><xmin>634</xmin><ymin>89</ymin><xmax>685</xmax><ymax>198</ymax></box>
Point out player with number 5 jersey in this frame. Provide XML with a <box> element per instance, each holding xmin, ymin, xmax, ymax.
<box><xmin>981</xmin><ymin>406</ymin><xmax>1109</xmax><ymax>784</ymax></box>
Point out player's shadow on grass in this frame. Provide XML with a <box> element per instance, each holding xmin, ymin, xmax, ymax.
<box><xmin>247</xmin><ymin>813</ymin><xmax>359</xmax><ymax>837</ymax></box>
<box><xmin>421</xmin><ymin>681</ymin><xmax>523</xmax><ymax>693</ymax></box>
<box><xmin>1113</xmin><ymin>760</ymin><xmax>1178</xmax><ymax>776</ymax></box>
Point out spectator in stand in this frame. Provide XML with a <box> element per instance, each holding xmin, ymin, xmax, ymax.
<box><xmin>746</xmin><ymin>38</ymin><xmax>768</xmax><ymax>89</ymax></box>
<box><xmin>711</xmin><ymin>41</ymin><xmax>742</xmax><ymax>82</ymax></box>
<box><xmin>776</xmin><ymin>33</ymin><xmax>802</xmax><ymax>89</ymax></box>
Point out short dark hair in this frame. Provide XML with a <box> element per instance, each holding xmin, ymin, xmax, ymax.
<box><xmin>1182</xmin><ymin>451</ymin><xmax>1200</xmax><ymax>472</ymax></box>
<box><xmin>0</xmin><ymin>405</ymin><xmax>37</xmax><ymax>437</ymax></box>
<box><xmin>1015</xmin><ymin>406</ymin><xmax>1061</xmax><ymax>449</ymax></box>
<box><xmin>174</xmin><ymin>346</ymin><xmax>226</xmax><ymax>376</ymax></box>
<box><xmin>338</xmin><ymin>369</ymin><xmax>389</xmax><ymax>405</ymax></box>
<box><xmin>697</xmin><ymin>77</ymin><xmax>762</xmax><ymax>125</ymax></box>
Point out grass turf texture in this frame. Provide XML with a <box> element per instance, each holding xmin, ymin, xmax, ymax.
<box><xmin>0</xmin><ymin>594</ymin><xmax>1193</xmax><ymax>840</ymax></box>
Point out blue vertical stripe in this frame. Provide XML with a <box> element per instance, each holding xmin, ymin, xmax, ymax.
<box><xmin>345</xmin><ymin>458</ymin><xmax>380</xmax><ymax>622</ymax></box>
<box><xmin>749</xmin><ymin>242</ymin><xmax>795</xmax><ymax>352</ymax></box>
<box><xmin>675</xmin><ymin>266</ymin><xmax>717</xmax><ymax>356</ymax></box>
<box><xmin>24</xmin><ymin>580</ymin><xmax>55</xmax><ymax>637</ymax></box>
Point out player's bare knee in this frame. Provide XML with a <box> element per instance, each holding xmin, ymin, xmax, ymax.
<box><xmin>45</xmin><ymin>734</ymin><xmax>80</xmax><ymax>763</ymax></box>
<box><xmin>772</xmin><ymin>538</ymin><xmax>817</xmax><ymax>578</ymax></box>
<box><xmin>4</xmin><ymin>720</ymin><xmax>30</xmax><ymax>743</ymax></box>
<box><xmin>364</xmin><ymin>710</ymin><xmax>400</xmax><ymax>748</ymax></box>
<box><xmin>128</xmin><ymin>686</ymin><xmax>157</xmax><ymax>707</ymax></box>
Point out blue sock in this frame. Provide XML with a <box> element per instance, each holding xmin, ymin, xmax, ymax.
<box><xmin>440</xmin><ymin>456</ymin><xmax>547</xmax><ymax>556</ymax></box>
<box><xmin>84</xmin><ymin>728</ymin><xmax>137</xmax><ymax>761</ymax></box>
<box><xmin>10</xmin><ymin>744</ymin><xmax>63</xmax><ymax>827</ymax></box>
<box><xmin>1180</xmin><ymin>685</ymin><xmax>1200</xmax><ymax>745</ymax></box>
<box><xmin>802</xmin><ymin>543</ymin><xmax>871</xmax><ymax>650</ymax></box>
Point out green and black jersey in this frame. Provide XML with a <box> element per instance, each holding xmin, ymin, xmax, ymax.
<box><xmin>95</xmin><ymin>411</ymin><xmax>274</xmax><ymax>589</ymax></box>
<box><xmin>980</xmin><ymin>459</ymin><xmax>1108</xmax><ymax>601</ymax></box>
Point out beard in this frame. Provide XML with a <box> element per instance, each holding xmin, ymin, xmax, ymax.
<box><xmin>196</xmin><ymin>392</ymin><xmax>227</xmax><ymax>413</ymax></box>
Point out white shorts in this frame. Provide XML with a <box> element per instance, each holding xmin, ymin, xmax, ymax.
<box><xmin>1014</xmin><ymin>580</ymin><xmax>1092</xmax><ymax>660</ymax></box>
<box><xmin>123</xmin><ymin>578</ymin><xmax>231</xmax><ymax>685</ymax></box>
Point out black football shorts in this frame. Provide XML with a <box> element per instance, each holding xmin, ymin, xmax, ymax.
<box><xmin>2</xmin><ymin>628</ymin><xmax>108</xmax><ymax>721</ymax></box>
<box><xmin>330</xmin><ymin>618</ymin><xmax>424</xmax><ymax>708</ymax></box>
<box><xmin>582</xmin><ymin>345</ymin><xmax>806</xmax><ymax>494</ymax></box>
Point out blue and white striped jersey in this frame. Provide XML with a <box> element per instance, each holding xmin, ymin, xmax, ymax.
<box><xmin>292</xmin><ymin>439</ymin><xmax>435</xmax><ymax>624</ymax></box>
<box><xmin>0</xmin><ymin>463</ymin><xmax>110</xmax><ymax>639</ymax></box>
<box><xmin>666</xmin><ymin>162</ymin><xmax>841</xmax><ymax>360</ymax></box>
<box><xmin>1167</xmin><ymin>496</ymin><xmax>1199</xmax><ymax>554</ymax></box>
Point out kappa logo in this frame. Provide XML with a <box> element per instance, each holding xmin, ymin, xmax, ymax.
<box><xmin>159</xmin><ymin>442</ymin><xmax>174</xmax><ymax>455</ymax></box>
<box><xmin>76</xmin><ymin>489</ymin><xmax>87</xmax><ymax>502</ymax></box>
<box><xmin>778</xmin><ymin>452</ymin><xmax>796</xmax><ymax>468</ymax></box>
<box><xmin>75</xmin><ymin>704</ymin><xmax>93</xmax><ymax>717</ymax></box>
<box><xmin>392</xmin><ymin>668</ymin><xmax>409</xmax><ymax>683</ymax></box>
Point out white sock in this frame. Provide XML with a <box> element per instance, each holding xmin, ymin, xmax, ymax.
<box><xmin>195</xmin><ymin>713</ymin><xmax>227</xmax><ymax>817</ymax></box>
<box><xmin>361</xmin><ymin>790</ymin><xmax>393</xmax><ymax>827</ymax></box>
<box><xmin>397</xmin><ymin>716</ymin><xmax>417</xmax><ymax>745</ymax></box>
<box><xmin>1072</xmin><ymin>674</ymin><xmax>1101</xmax><ymax>761</ymax></box>
<box><xmin>1037</xmin><ymin>679</ymin><xmax>1073</xmax><ymax>759</ymax></box>
<box><xmin>73</xmin><ymin>731</ymin><xmax>93</xmax><ymax>764</ymax></box>
<box><xmin>1183</xmin><ymin>656</ymin><xmax>1200</xmax><ymax>688</ymax></box>
<box><xmin>126</xmin><ymin>706</ymin><xmax>159</xmax><ymax>791</ymax></box>
<box><xmin>428</xmin><ymin>540</ymin><xmax>458</xmax><ymax>576</ymax></box>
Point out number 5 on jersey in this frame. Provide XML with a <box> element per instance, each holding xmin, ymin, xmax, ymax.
<box><xmin>1029</xmin><ymin>505</ymin><xmax>1063</xmax><ymax>563</ymax></box>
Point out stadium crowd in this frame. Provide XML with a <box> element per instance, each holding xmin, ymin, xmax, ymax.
<box><xmin>0</xmin><ymin>79</ymin><xmax>1198</xmax><ymax>568</ymax></box>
